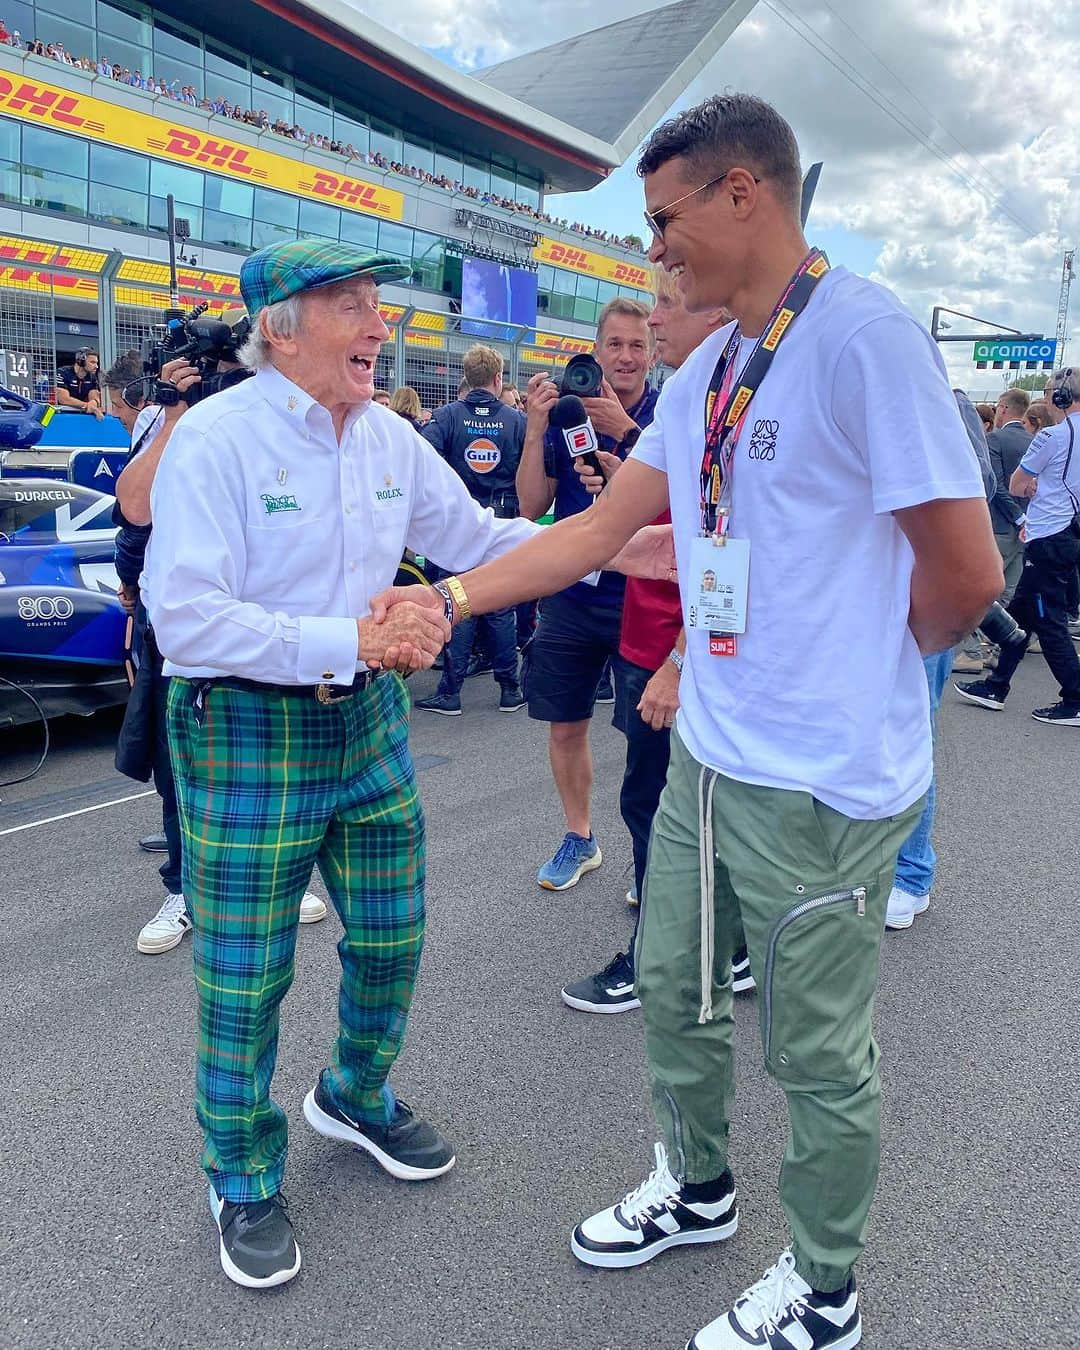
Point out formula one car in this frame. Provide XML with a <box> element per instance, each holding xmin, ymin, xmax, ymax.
<box><xmin>0</xmin><ymin>477</ymin><xmax>127</xmax><ymax>727</ymax></box>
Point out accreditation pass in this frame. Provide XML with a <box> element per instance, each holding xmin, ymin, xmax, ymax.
<box><xmin>687</xmin><ymin>536</ymin><xmax>750</xmax><ymax>634</ymax></box>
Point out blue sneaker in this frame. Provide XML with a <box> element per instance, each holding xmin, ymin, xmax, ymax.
<box><xmin>538</xmin><ymin>832</ymin><xmax>602</xmax><ymax>890</ymax></box>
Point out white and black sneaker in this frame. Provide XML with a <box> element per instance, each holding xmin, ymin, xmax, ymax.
<box><xmin>208</xmin><ymin>1188</ymin><xmax>300</xmax><ymax>1289</ymax></box>
<box><xmin>954</xmin><ymin>678</ymin><xmax>1006</xmax><ymax>711</ymax></box>
<box><xmin>561</xmin><ymin>951</ymin><xmax>640</xmax><ymax>1014</ymax></box>
<box><xmin>689</xmin><ymin>1249</ymin><xmax>860</xmax><ymax>1350</ymax></box>
<box><xmin>571</xmin><ymin>1143</ymin><xmax>737</xmax><ymax>1268</ymax></box>
<box><xmin>732</xmin><ymin>946</ymin><xmax>755</xmax><ymax>994</ymax></box>
<box><xmin>1031</xmin><ymin>701</ymin><xmax>1080</xmax><ymax>726</ymax></box>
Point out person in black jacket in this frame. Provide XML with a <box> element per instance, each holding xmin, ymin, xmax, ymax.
<box><xmin>986</xmin><ymin>386</ymin><xmax>1033</xmax><ymax>602</ymax></box>
<box><xmin>416</xmin><ymin>344</ymin><xmax>527</xmax><ymax>714</ymax></box>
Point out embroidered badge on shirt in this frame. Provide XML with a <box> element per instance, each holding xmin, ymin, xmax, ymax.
<box><xmin>287</xmin><ymin>396</ymin><xmax>298</xmax><ymax>411</ymax></box>
<box><xmin>261</xmin><ymin>492</ymin><xmax>301</xmax><ymax>515</ymax></box>
<box><xmin>277</xmin><ymin>468</ymin><xmax>288</xmax><ymax>486</ymax></box>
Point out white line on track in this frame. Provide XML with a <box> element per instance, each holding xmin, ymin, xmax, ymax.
<box><xmin>0</xmin><ymin>789</ymin><xmax>157</xmax><ymax>837</ymax></box>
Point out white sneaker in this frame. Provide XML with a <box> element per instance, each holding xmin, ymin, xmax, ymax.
<box><xmin>299</xmin><ymin>893</ymin><xmax>327</xmax><ymax>924</ymax></box>
<box><xmin>884</xmin><ymin>886</ymin><xmax>930</xmax><ymax>931</ymax></box>
<box><xmin>136</xmin><ymin>893</ymin><xmax>192</xmax><ymax>954</ymax></box>
<box><xmin>689</xmin><ymin>1249</ymin><xmax>861</xmax><ymax>1350</ymax></box>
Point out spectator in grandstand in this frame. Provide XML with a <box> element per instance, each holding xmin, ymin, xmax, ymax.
<box><xmin>957</xmin><ymin>366</ymin><xmax>1080</xmax><ymax>726</ymax></box>
<box><xmin>516</xmin><ymin>297</ymin><xmax>657</xmax><ymax>891</ymax></box>
<box><xmin>561</xmin><ymin>265</ymin><xmax>751</xmax><ymax>1014</ymax></box>
<box><xmin>416</xmin><ymin>343</ymin><xmax>527</xmax><ymax>716</ymax></box>
<box><xmin>389</xmin><ymin>385</ymin><xmax>424</xmax><ymax>430</ymax></box>
<box><xmin>375</xmin><ymin>92</ymin><xmax>1002</xmax><ymax>1350</ymax></box>
<box><xmin>0</xmin><ymin>19</ymin><xmax>10</xmax><ymax>42</ymax></box>
<box><xmin>1025</xmin><ymin>400</ymin><xmax>1053</xmax><ymax>435</ymax></box>
<box><xmin>55</xmin><ymin>348</ymin><xmax>104</xmax><ymax>419</ymax></box>
<box><xmin>987</xmin><ymin>386</ymin><xmax>1032</xmax><ymax>603</ymax></box>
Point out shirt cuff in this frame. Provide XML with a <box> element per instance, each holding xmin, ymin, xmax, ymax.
<box><xmin>296</xmin><ymin>616</ymin><xmax>360</xmax><ymax>684</ymax></box>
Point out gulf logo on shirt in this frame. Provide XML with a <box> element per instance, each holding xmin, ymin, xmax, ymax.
<box><xmin>465</xmin><ymin>438</ymin><xmax>501</xmax><ymax>474</ymax></box>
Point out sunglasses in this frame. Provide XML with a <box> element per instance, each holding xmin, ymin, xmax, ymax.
<box><xmin>643</xmin><ymin>169</ymin><xmax>760</xmax><ymax>242</ymax></box>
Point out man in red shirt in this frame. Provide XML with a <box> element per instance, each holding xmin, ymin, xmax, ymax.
<box><xmin>560</xmin><ymin>268</ymin><xmax>751</xmax><ymax>1013</ymax></box>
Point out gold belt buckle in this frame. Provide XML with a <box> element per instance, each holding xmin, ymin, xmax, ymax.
<box><xmin>315</xmin><ymin>682</ymin><xmax>350</xmax><ymax>705</ymax></box>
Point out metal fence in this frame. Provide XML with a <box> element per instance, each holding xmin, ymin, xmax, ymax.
<box><xmin>0</xmin><ymin>282</ymin><xmax>57</xmax><ymax>401</ymax></box>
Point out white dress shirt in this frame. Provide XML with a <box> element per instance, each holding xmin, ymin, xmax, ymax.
<box><xmin>144</xmin><ymin>366</ymin><xmax>540</xmax><ymax>683</ymax></box>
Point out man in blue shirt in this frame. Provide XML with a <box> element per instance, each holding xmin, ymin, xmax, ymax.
<box><xmin>516</xmin><ymin>298</ymin><xmax>658</xmax><ymax>890</ymax></box>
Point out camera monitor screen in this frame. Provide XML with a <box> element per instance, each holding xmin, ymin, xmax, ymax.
<box><xmin>461</xmin><ymin>258</ymin><xmax>538</xmax><ymax>340</ymax></box>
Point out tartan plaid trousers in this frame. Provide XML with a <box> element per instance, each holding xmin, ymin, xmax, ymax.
<box><xmin>166</xmin><ymin>674</ymin><xmax>425</xmax><ymax>1203</ymax></box>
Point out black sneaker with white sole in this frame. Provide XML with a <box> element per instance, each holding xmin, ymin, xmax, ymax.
<box><xmin>561</xmin><ymin>950</ymin><xmax>640</xmax><ymax>1014</ymax></box>
<box><xmin>499</xmin><ymin>684</ymin><xmax>526</xmax><ymax>712</ymax></box>
<box><xmin>954</xmin><ymin>678</ymin><xmax>1006</xmax><ymax>710</ymax></box>
<box><xmin>688</xmin><ymin>1249</ymin><xmax>859</xmax><ymax>1350</ymax></box>
<box><xmin>208</xmin><ymin>1188</ymin><xmax>300</xmax><ymax>1289</ymax></box>
<box><xmin>414</xmin><ymin>692</ymin><xmax>462</xmax><ymax>716</ymax></box>
<box><xmin>1031</xmin><ymin>701</ymin><xmax>1080</xmax><ymax>726</ymax></box>
<box><xmin>732</xmin><ymin>946</ymin><xmax>755</xmax><ymax>994</ymax></box>
<box><xmin>303</xmin><ymin>1076</ymin><xmax>455</xmax><ymax>1180</ymax></box>
<box><xmin>571</xmin><ymin>1143</ymin><xmax>737</xmax><ymax>1268</ymax></box>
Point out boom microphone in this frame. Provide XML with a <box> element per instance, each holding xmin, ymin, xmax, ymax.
<box><xmin>550</xmin><ymin>394</ymin><xmax>605</xmax><ymax>485</ymax></box>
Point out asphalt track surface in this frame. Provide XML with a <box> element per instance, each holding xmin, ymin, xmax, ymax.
<box><xmin>0</xmin><ymin>654</ymin><xmax>1076</xmax><ymax>1350</ymax></box>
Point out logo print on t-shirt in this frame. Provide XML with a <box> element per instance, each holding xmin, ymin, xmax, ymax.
<box><xmin>747</xmin><ymin>418</ymin><xmax>779</xmax><ymax>461</ymax></box>
<box><xmin>465</xmin><ymin>437</ymin><xmax>501</xmax><ymax>474</ymax></box>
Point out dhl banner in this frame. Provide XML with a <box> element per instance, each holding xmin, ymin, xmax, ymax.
<box><xmin>0</xmin><ymin>235</ymin><xmax>105</xmax><ymax>298</ymax></box>
<box><xmin>0</xmin><ymin>70</ymin><xmax>404</xmax><ymax>221</ymax></box>
<box><xmin>532</xmin><ymin>237</ymin><xmax>652</xmax><ymax>293</ymax></box>
<box><xmin>0</xmin><ymin>235</ymin><xmax>109</xmax><ymax>272</ymax></box>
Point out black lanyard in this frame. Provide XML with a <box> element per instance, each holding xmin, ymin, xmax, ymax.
<box><xmin>699</xmin><ymin>248</ymin><xmax>830</xmax><ymax>534</ymax></box>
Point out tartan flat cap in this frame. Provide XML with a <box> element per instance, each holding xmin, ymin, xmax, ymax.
<box><xmin>240</xmin><ymin>240</ymin><xmax>410</xmax><ymax>317</ymax></box>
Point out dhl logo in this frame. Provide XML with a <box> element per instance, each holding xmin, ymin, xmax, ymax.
<box><xmin>0</xmin><ymin>77</ymin><xmax>104</xmax><ymax>132</ymax></box>
<box><xmin>612</xmin><ymin>262</ymin><xmax>650</xmax><ymax>287</ymax></box>
<box><xmin>147</xmin><ymin>129</ymin><xmax>267</xmax><ymax>179</ymax></box>
<box><xmin>544</xmin><ymin>243</ymin><xmax>590</xmax><ymax>268</ymax></box>
<box><xmin>302</xmin><ymin>171</ymin><xmax>391</xmax><ymax>213</ymax></box>
<box><xmin>807</xmin><ymin>256</ymin><xmax>829</xmax><ymax>278</ymax></box>
<box><xmin>725</xmin><ymin>386</ymin><xmax>752</xmax><ymax>427</ymax></box>
<box><xmin>762</xmin><ymin>307</ymin><xmax>794</xmax><ymax>352</ymax></box>
<box><xmin>533</xmin><ymin>333</ymin><xmax>592</xmax><ymax>354</ymax></box>
<box><xmin>0</xmin><ymin>266</ymin><xmax>98</xmax><ymax>298</ymax></box>
<box><xmin>0</xmin><ymin>239</ymin><xmax>106</xmax><ymax>271</ymax></box>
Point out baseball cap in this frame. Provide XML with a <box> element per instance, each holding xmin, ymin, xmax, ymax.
<box><xmin>240</xmin><ymin>239</ymin><xmax>410</xmax><ymax>319</ymax></box>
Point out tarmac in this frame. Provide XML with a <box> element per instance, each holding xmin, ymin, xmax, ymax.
<box><xmin>0</xmin><ymin>653</ymin><xmax>1076</xmax><ymax>1350</ymax></box>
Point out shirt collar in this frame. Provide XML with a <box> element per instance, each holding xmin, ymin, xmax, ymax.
<box><xmin>255</xmin><ymin>365</ymin><xmax>370</xmax><ymax>444</ymax></box>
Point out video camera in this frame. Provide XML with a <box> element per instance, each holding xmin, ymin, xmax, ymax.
<box><xmin>559</xmin><ymin>354</ymin><xmax>604</xmax><ymax>400</ymax></box>
<box><xmin>0</xmin><ymin>385</ymin><xmax>54</xmax><ymax>450</ymax></box>
<box><xmin>143</xmin><ymin>302</ymin><xmax>253</xmax><ymax>406</ymax></box>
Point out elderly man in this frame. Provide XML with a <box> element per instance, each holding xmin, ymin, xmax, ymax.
<box><xmin>144</xmin><ymin>241</ymin><xmax>551</xmax><ymax>1289</ymax></box>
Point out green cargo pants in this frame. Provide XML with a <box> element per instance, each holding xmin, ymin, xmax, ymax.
<box><xmin>635</xmin><ymin>730</ymin><xmax>924</xmax><ymax>1291</ymax></box>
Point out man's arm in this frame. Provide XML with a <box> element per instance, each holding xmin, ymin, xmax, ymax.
<box><xmin>115</xmin><ymin>360</ymin><xmax>200</xmax><ymax>526</ymax></box>
<box><xmin>55</xmin><ymin>380</ymin><xmax>88</xmax><ymax>412</ymax></box>
<box><xmin>1009</xmin><ymin>465</ymin><xmax>1038</xmax><ymax>498</ymax></box>
<box><xmin>894</xmin><ymin>498</ymin><xmax>1004</xmax><ymax>654</ymax></box>
<box><xmin>515</xmin><ymin>371</ymin><xmax>559</xmax><ymax>520</ymax></box>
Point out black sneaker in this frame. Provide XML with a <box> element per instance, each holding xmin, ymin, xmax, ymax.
<box><xmin>1031</xmin><ymin>702</ymin><xmax>1080</xmax><ymax>726</ymax></box>
<box><xmin>571</xmin><ymin>1143</ymin><xmax>737</xmax><ymax>1268</ymax></box>
<box><xmin>138</xmin><ymin>832</ymin><xmax>168</xmax><ymax>852</ymax></box>
<box><xmin>561</xmin><ymin>951</ymin><xmax>641</xmax><ymax>1014</ymax></box>
<box><xmin>499</xmin><ymin>684</ymin><xmax>526</xmax><ymax>712</ymax></box>
<box><xmin>688</xmin><ymin>1249</ymin><xmax>858</xmax><ymax>1349</ymax></box>
<box><xmin>465</xmin><ymin>653</ymin><xmax>492</xmax><ymax>679</ymax></box>
<box><xmin>414</xmin><ymin>692</ymin><xmax>462</xmax><ymax>716</ymax></box>
<box><xmin>594</xmin><ymin>675</ymin><xmax>615</xmax><ymax>705</ymax></box>
<box><xmin>954</xmin><ymin>679</ymin><xmax>1006</xmax><ymax>710</ymax></box>
<box><xmin>303</xmin><ymin>1078</ymin><xmax>455</xmax><ymax>1181</ymax></box>
<box><xmin>732</xmin><ymin>946</ymin><xmax>755</xmax><ymax>994</ymax></box>
<box><xmin>208</xmin><ymin>1189</ymin><xmax>300</xmax><ymax>1289</ymax></box>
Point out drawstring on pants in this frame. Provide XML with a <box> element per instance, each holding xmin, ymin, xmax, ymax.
<box><xmin>697</xmin><ymin>765</ymin><xmax>718</xmax><ymax>1024</ymax></box>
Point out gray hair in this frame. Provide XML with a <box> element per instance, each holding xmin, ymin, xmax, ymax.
<box><xmin>237</xmin><ymin>294</ymin><xmax>306</xmax><ymax>369</ymax></box>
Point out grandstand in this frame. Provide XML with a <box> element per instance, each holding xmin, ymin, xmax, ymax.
<box><xmin>0</xmin><ymin>0</ymin><xmax>753</xmax><ymax>407</ymax></box>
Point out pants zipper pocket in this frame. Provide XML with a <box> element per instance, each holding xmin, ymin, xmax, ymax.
<box><xmin>762</xmin><ymin>886</ymin><xmax>866</xmax><ymax>1065</ymax></box>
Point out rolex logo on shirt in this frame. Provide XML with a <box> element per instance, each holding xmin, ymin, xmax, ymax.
<box><xmin>375</xmin><ymin>487</ymin><xmax>404</xmax><ymax>501</ymax></box>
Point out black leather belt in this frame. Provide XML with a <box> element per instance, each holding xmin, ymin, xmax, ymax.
<box><xmin>210</xmin><ymin>672</ymin><xmax>384</xmax><ymax>703</ymax></box>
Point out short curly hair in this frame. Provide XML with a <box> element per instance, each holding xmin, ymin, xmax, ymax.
<box><xmin>637</xmin><ymin>94</ymin><xmax>802</xmax><ymax>216</ymax></box>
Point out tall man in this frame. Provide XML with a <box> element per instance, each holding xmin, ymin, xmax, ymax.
<box><xmin>145</xmin><ymin>240</ymin><xmax>662</xmax><ymax>1290</ymax></box>
<box><xmin>516</xmin><ymin>298</ymin><xmax>658</xmax><ymax>889</ymax></box>
<box><xmin>416</xmin><ymin>343</ymin><xmax>526</xmax><ymax>715</ymax></box>
<box><xmin>374</xmin><ymin>94</ymin><xmax>1002</xmax><ymax>1349</ymax></box>
<box><xmin>987</xmin><ymin>386</ymin><xmax>1032</xmax><ymax>602</ymax></box>
<box><xmin>956</xmin><ymin>366</ymin><xmax>1080</xmax><ymax>726</ymax></box>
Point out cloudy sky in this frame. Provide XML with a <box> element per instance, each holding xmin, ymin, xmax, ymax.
<box><xmin>360</xmin><ymin>0</ymin><xmax>1078</xmax><ymax>392</ymax></box>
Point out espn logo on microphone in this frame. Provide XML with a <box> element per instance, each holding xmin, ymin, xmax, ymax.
<box><xmin>563</xmin><ymin>424</ymin><xmax>598</xmax><ymax>455</ymax></box>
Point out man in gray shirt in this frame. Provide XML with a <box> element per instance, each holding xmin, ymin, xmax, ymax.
<box><xmin>987</xmin><ymin>387</ymin><xmax>1033</xmax><ymax>601</ymax></box>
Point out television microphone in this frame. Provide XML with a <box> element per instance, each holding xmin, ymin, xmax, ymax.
<box><xmin>550</xmin><ymin>394</ymin><xmax>605</xmax><ymax>485</ymax></box>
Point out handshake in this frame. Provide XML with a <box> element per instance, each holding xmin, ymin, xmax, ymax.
<box><xmin>357</xmin><ymin>585</ymin><xmax>451</xmax><ymax>675</ymax></box>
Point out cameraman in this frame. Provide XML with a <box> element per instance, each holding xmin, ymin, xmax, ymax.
<box><xmin>516</xmin><ymin>298</ymin><xmax>658</xmax><ymax>890</ymax></box>
<box><xmin>110</xmin><ymin>348</ymin><xmax>326</xmax><ymax>954</ymax></box>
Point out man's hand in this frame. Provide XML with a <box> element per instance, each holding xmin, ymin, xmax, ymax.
<box><xmin>574</xmin><ymin>449</ymin><xmax>622</xmax><ymax>495</ymax></box>
<box><xmin>638</xmin><ymin>659</ymin><xmax>680</xmax><ymax>731</ymax></box>
<box><xmin>582</xmin><ymin>378</ymin><xmax>637</xmax><ymax>442</ymax></box>
<box><xmin>607</xmin><ymin>523</ymin><xmax>676</xmax><ymax>581</ymax></box>
<box><xmin>89</xmin><ymin>403</ymin><xmax>105</xmax><ymax>421</ymax></box>
<box><xmin>526</xmin><ymin>371</ymin><xmax>559</xmax><ymax>436</ymax></box>
<box><xmin>360</xmin><ymin>586</ymin><xmax>449</xmax><ymax>672</ymax></box>
<box><xmin>157</xmin><ymin>358</ymin><xmax>201</xmax><ymax>413</ymax></box>
<box><xmin>116</xmin><ymin>582</ymin><xmax>138</xmax><ymax>614</ymax></box>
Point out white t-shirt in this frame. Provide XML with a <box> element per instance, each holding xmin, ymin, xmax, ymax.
<box><xmin>1019</xmin><ymin>413</ymin><xmax>1080</xmax><ymax>541</ymax></box>
<box><xmin>631</xmin><ymin>266</ymin><xmax>984</xmax><ymax>819</ymax></box>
